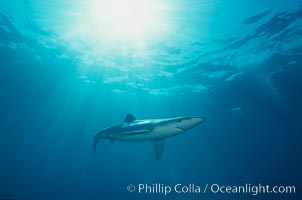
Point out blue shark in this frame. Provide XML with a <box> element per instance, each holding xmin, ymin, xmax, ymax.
<box><xmin>94</xmin><ymin>113</ymin><xmax>205</xmax><ymax>160</ymax></box>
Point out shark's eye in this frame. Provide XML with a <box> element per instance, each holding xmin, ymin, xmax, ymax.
<box><xmin>178</xmin><ymin>119</ymin><xmax>182</xmax><ymax>122</ymax></box>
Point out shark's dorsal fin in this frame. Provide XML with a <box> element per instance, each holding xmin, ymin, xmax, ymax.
<box><xmin>152</xmin><ymin>139</ymin><xmax>165</xmax><ymax>160</ymax></box>
<box><xmin>124</xmin><ymin>113</ymin><xmax>136</xmax><ymax>123</ymax></box>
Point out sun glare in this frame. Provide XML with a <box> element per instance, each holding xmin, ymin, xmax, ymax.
<box><xmin>86</xmin><ymin>0</ymin><xmax>168</xmax><ymax>45</ymax></box>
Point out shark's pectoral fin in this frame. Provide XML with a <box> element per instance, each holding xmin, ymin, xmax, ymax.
<box><xmin>152</xmin><ymin>139</ymin><xmax>165</xmax><ymax>160</ymax></box>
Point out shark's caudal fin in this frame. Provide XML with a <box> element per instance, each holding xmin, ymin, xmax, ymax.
<box><xmin>124</xmin><ymin>113</ymin><xmax>136</xmax><ymax>123</ymax></box>
<box><xmin>94</xmin><ymin>136</ymin><xmax>115</xmax><ymax>154</ymax></box>
<box><xmin>94</xmin><ymin>135</ymin><xmax>99</xmax><ymax>154</ymax></box>
<box><xmin>152</xmin><ymin>139</ymin><xmax>165</xmax><ymax>160</ymax></box>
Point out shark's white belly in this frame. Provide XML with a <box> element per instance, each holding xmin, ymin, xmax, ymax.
<box><xmin>112</xmin><ymin>127</ymin><xmax>183</xmax><ymax>142</ymax></box>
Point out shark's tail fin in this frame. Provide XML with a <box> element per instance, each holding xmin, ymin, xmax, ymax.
<box><xmin>94</xmin><ymin>135</ymin><xmax>99</xmax><ymax>154</ymax></box>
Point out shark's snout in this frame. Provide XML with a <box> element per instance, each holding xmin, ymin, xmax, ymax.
<box><xmin>192</xmin><ymin>117</ymin><xmax>205</xmax><ymax>125</ymax></box>
<box><xmin>175</xmin><ymin>116</ymin><xmax>205</xmax><ymax>131</ymax></box>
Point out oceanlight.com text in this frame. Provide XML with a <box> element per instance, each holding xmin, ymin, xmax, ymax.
<box><xmin>126</xmin><ymin>183</ymin><xmax>296</xmax><ymax>196</ymax></box>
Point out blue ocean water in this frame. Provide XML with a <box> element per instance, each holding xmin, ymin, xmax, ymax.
<box><xmin>0</xmin><ymin>0</ymin><xmax>301</xmax><ymax>199</ymax></box>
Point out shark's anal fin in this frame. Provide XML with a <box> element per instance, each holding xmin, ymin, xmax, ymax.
<box><xmin>124</xmin><ymin>113</ymin><xmax>136</xmax><ymax>123</ymax></box>
<box><xmin>109</xmin><ymin>139</ymin><xmax>115</xmax><ymax>144</ymax></box>
<box><xmin>152</xmin><ymin>139</ymin><xmax>165</xmax><ymax>160</ymax></box>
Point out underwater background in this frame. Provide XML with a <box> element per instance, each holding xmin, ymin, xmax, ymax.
<box><xmin>0</xmin><ymin>0</ymin><xmax>301</xmax><ymax>199</ymax></box>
